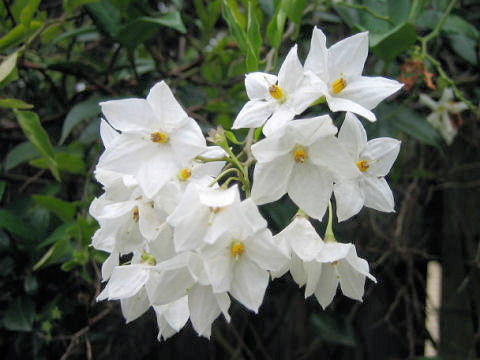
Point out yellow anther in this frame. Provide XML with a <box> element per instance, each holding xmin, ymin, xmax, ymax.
<box><xmin>141</xmin><ymin>252</ymin><xmax>156</xmax><ymax>266</ymax></box>
<box><xmin>332</xmin><ymin>77</ymin><xmax>347</xmax><ymax>94</ymax></box>
<box><xmin>293</xmin><ymin>146</ymin><xmax>307</xmax><ymax>163</ymax></box>
<box><xmin>209</xmin><ymin>206</ymin><xmax>222</xmax><ymax>214</ymax></box>
<box><xmin>356</xmin><ymin>160</ymin><xmax>369</xmax><ymax>172</ymax></box>
<box><xmin>132</xmin><ymin>207</ymin><xmax>139</xmax><ymax>223</ymax></box>
<box><xmin>178</xmin><ymin>168</ymin><xmax>192</xmax><ymax>181</ymax></box>
<box><xmin>150</xmin><ymin>131</ymin><xmax>169</xmax><ymax>143</ymax></box>
<box><xmin>231</xmin><ymin>241</ymin><xmax>244</xmax><ymax>260</ymax></box>
<box><xmin>269</xmin><ymin>84</ymin><xmax>284</xmax><ymax>100</ymax></box>
<box><xmin>331</xmin><ymin>261</ymin><xmax>339</xmax><ymax>266</ymax></box>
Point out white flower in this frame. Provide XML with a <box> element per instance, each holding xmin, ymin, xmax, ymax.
<box><xmin>201</xmin><ymin>199</ymin><xmax>288</xmax><ymax>312</ymax></box>
<box><xmin>333</xmin><ymin>113</ymin><xmax>401</xmax><ymax>221</ymax></box>
<box><xmin>153</xmin><ymin>296</ymin><xmax>190</xmax><ymax>341</ymax></box>
<box><xmin>304</xmin><ymin>27</ymin><xmax>403</xmax><ymax>122</ymax></box>
<box><xmin>419</xmin><ymin>88</ymin><xmax>468</xmax><ymax>145</ymax></box>
<box><xmin>304</xmin><ymin>242</ymin><xmax>376</xmax><ymax>309</ymax></box>
<box><xmin>97</xmin><ymin>81</ymin><xmax>206</xmax><ymax>198</ymax></box>
<box><xmin>251</xmin><ymin>116</ymin><xmax>359</xmax><ymax>220</ymax></box>
<box><xmin>272</xmin><ymin>215</ymin><xmax>323</xmax><ymax>287</ymax></box>
<box><xmin>232</xmin><ymin>45</ymin><xmax>322</xmax><ymax>136</ymax></box>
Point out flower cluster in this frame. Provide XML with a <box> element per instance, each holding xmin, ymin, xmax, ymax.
<box><xmin>90</xmin><ymin>27</ymin><xmax>402</xmax><ymax>340</ymax></box>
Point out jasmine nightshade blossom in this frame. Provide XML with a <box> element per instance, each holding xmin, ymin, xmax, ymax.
<box><xmin>251</xmin><ymin>115</ymin><xmax>359</xmax><ymax>220</ymax></box>
<box><xmin>232</xmin><ymin>45</ymin><xmax>322</xmax><ymax>136</ymax></box>
<box><xmin>334</xmin><ymin>112</ymin><xmax>401</xmax><ymax>221</ymax></box>
<box><xmin>304</xmin><ymin>27</ymin><xmax>403</xmax><ymax>122</ymax></box>
<box><xmin>419</xmin><ymin>88</ymin><xmax>468</xmax><ymax>145</ymax></box>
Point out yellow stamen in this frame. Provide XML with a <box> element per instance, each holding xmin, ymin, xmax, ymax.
<box><xmin>209</xmin><ymin>206</ymin><xmax>222</xmax><ymax>214</ymax></box>
<box><xmin>332</xmin><ymin>77</ymin><xmax>347</xmax><ymax>94</ymax></box>
<box><xmin>331</xmin><ymin>261</ymin><xmax>339</xmax><ymax>266</ymax></box>
<box><xmin>231</xmin><ymin>241</ymin><xmax>244</xmax><ymax>261</ymax></box>
<box><xmin>293</xmin><ymin>146</ymin><xmax>307</xmax><ymax>163</ymax></box>
<box><xmin>150</xmin><ymin>131</ymin><xmax>169</xmax><ymax>143</ymax></box>
<box><xmin>178</xmin><ymin>168</ymin><xmax>192</xmax><ymax>181</ymax></box>
<box><xmin>132</xmin><ymin>207</ymin><xmax>139</xmax><ymax>223</ymax></box>
<box><xmin>356</xmin><ymin>160</ymin><xmax>369</xmax><ymax>172</ymax></box>
<box><xmin>269</xmin><ymin>84</ymin><xmax>284</xmax><ymax>100</ymax></box>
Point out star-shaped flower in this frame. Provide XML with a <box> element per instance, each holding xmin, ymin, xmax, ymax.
<box><xmin>304</xmin><ymin>27</ymin><xmax>403</xmax><ymax>122</ymax></box>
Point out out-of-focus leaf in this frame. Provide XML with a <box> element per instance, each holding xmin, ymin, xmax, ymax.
<box><xmin>0</xmin><ymin>231</ymin><xmax>10</xmax><ymax>251</ymax></box>
<box><xmin>0</xmin><ymin>21</ymin><xmax>42</xmax><ymax>52</ymax></box>
<box><xmin>0</xmin><ymin>181</ymin><xmax>5</xmax><ymax>201</ymax></box>
<box><xmin>387</xmin><ymin>0</ymin><xmax>410</xmax><ymax>24</ymax></box>
<box><xmin>246</xmin><ymin>1</ymin><xmax>261</xmax><ymax>72</ymax></box>
<box><xmin>24</xmin><ymin>275</ymin><xmax>38</xmax><ymax>295</ymax></box>
<box><xmin>33</xmin><ymin>236</ymin><xmax>71</xmax><ymax>270</ymax></box>
<box><xmin>0</xmin><ymin>208</ymin><xmax>35</xmax><ymax>242</ymax></box>
<box><xmin>37</xmin><ymin>222</ymin><xmax>75</xmax><ymax>249</ymax></box>
<box><xmin>30</xmin><ymin>151</ymin><xmax>86</xmax><ymax>174</ymax></box>
<box><xmin>447</xmin><ymin>34</ymin><xmax>478</xmax><ymax>65</ymax></box>
<box><xmin>371</xmin><ymin>22</ymin><xmax>417</xmax><ymax>61</ymax></box>
<box><xmin>51</xmin><ymin>25</ymin><xmax>97</xmax><ymax>44</ymax></box>
<box><xmin>116</xmin><ymin>13</ymin><xmax>186</xmax><ymax>48</ymax></box>
<box><xmin>5</xmin><ymin>141</ymin><xmax>39</xmax><ymax>170</ymax></box>
<box><xmin>0</xmin><ymin>98</ymin><xmax>33</xmax><ymax>109</ymax></box>
<box><xmin>283</xmin><ymin>0</ymin><xmax>306</xmax><ymax>25</ymax></box>
<box><xmin>20</xmin><ymin>0</ymin><xmax>40</xmax><ymax>26</ymax></box>
<box><xmin>311</xmin><ymin>312</ymin><xmax>356</xmax><ymax>347</ymax></box>
<box><xmin>60</xmin><ymin>97</ymin><xmax>103</xmax><ymax>144</ymax></box>
<box><xmin>64</xmin><ymin>0</ymin><xmax>99</xmax><ymax>13</ymax></box>
<box><xmin>14</xmin><ymin>110</ymin><xmax>60</xmax><ymax>180</ymax></box>
<box><xmin>32</xmin><ymin>195</ymin><xmax>77</xmax><ymax>222</ymax></box>
<box><xmin>2</xmin><ymin>297</ymin><xmax>35</xmax><ymax>332</ymax></box>
<box><xmin>225</xmin><ymin>130</ymin><xmax>244</xmax><ymax>145</ymax></box>
<box><xmin>417</xmin><ymin>11</ymin><xmax>479</xmax><ymax>39</ymax></box>
<box><xmin>266</xmin><ymin>2</ymin><xmax>287</xmax><ymax>49</ymax></box>
<box><xmin>85</xmin><ymin>0</ymin><xmax>122</xmax><ymax>38</ymax></box>
<box><xmin>408</xmin><ymin>0</ymin><xmax>428</xmax><ymax>21</ymax></box>
<box><xmin>78</xmin><ymin>118</ymin><xmax>100</xmax><ymax>144</ymax></box>
<box><xmin>222</xmin><ymin>0</ymin><xmax>247</xmax><ymax>53</ymax></box>
<box><xmin>0</xmin><ymin>52</ymin><xmax>18</xmax><ymax>83</ymax></box>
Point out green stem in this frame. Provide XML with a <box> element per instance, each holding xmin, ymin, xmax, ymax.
<box><xmin>223</xmin><ymin>145</ymin><xmax>251</xmax><ymax>197</ymax></box>
<box><xmin>208</xmin><ymin>168</ymin><xmax>241</xmax><ymax>187</ymax></box>
<box><xmin>195</xmin><ymin>155</ymin><xmax>228</xmax><ymax>163</ymax></box>
<box><xmin>335</xmin><ymin>1</ymin><xmax>394</xmax><ymax>25</ymax></box>
<box><xmin>420</xmin><ymin>0</ymin><xmax>456</xmax><ymax>51</ymax></box>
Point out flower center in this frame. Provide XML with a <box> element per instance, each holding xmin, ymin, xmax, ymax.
<box><xmin>356</xmin><ymin>160</ymin><xmax>369</xmax><ymax>172</ymax></box>
<box><xmin>150</xmin><ymin>131</ymin><xmax>169</xmax><ymax>143</ymax></box>
<box><xmin>141</xmin><ymin>252</ymin><xmax>156</xmax><ymax>266</ymax></box>
<box><xmin>269</xmin><ymin>84</ymin><xmax>284</xmax><ymax>100</ymax></box>
<box><xmin>132</xmin><ymin>207</ymin><xmax>139</xmax><ymax>222</ymax></box>
<box><xmin>293</xmin><ymin>146</ymin><xmax>307</xmax><ymax>163</ymax></box>
<box><xmin>332</xmin><ymin>77</ymin><xmax>347</xmax><ymax>94</ymax></box>
<box><xmin>178</xmin><ymin>168</ymin><xmax>192</xmax><ymax>181</ymax></box>
<box><xmin>231</xmin><ymin>240</ymin><xmax>244</xmax><ymax>261</ymax></box>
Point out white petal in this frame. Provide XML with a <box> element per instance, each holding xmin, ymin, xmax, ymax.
<box><xmin>440</xmin><ymin>87</ymin><xmax>454</xmax><ymax>103</ymax></box>
<box><xmin>339</xmin><ymin>76</ymin><xmax>403</xmax><ymax>110</ymax></box>
<box><xmin>262</xmin><ymin>108</ymin><xmax>296</xmax><ymax>137</ymax></box>
<box><xmin>146</xmin><ymin>81</ymin><xmax>188</xmax><ymax>131</ymax></box>
<box><xmin>304</xmin><ymin>27</ymin><xmax>329</xmax><ymax>81</ymax></box>
<box><xmin>288</xmin><ymin>217</ymin><xmax>323</xmax><ymax>262</ymax></box>
<box><xmin>290</xmin><ymin>252</ymin><xmax>307</xmax><ymax>286</ymax></box>
<box><xmin>215</xmin><ymin>292</ymin><xmax>231</xmax><ymax>322</ymax></box>
<box><xmin>419</xmin><ymin>93</ymin><xmax>438</xmax><ymax>110</ymax></box>
<box><xmin>245</xmin><ymin>72</ymin><xmax>278</xmax><ymax>100</ymax></box>
<box><xmin>292</xmin><ymin>72</ymin><xmax>328</xmax><ymax>113</ymax></box>
<box><xmin>287</xmin><ymin>162</ymin><xmax>333</xmax><ymax>220</ymax></box>
<box><xmin>251</xmin><ymin>134</ymin><xmax>295</xmax><ymax>163</ymax></box>
<box><xmin>363</xmin><ymin>138</ymin><xmax>401</xmax><ymax>177</ymax></box>
<box><xmin>327</xmin><ymin>31</ymin><xmax>368</xmax><ymax>80</ymax></box>
<box><xmin>199</xmin><ymin>185</ymin><xmax>239</xmax><ymax>208</ymax></box>
<box><xmin>188</xmin><ymin>285</ymin><xmax>222</xmax><ymax>338</ymax></box>
<box><xmin>100</xmin><ymin>119</ymin><xmax>120</xmax><ymax>148</ymax></box>
<box><xmin>232</xmin><ymin>100</ymin><xmax>275</xmax><ymax>129</ymax></box>
<box><xmin>100</xmin><ymin>98</ymin><xmax>157</xmax><ymax>133</ymax></box>
<box><xmin>230</xmin><ymin>258</ymin><xmax>269</xmax><ymax>313</ymax></box>
<box><xmin>245</xmin><ymin>229</ymin><xmax>288</xmax><ymax>272</ymax></box>
<box><xmin>101</xmin><ymin>251</ymin><xmax>119</xmax><ymax>281</ymax></box>
<box><xmin>146</xmin><ymin>266</ymin><xmax>196</xmax><ymax>305</ymax></box>
<box><xmin>277</xmin><ymin>45</ymin><xmax>303</xmax><ymax>93</ymax></box>
<box><xmin>120</xmin><ymin>287</ymin><xmax>150</xmax><ymax>323</ymax></box>
<box><xmin>163</xmin><ymin>296</ymin><xmax>190</xmax><ymax>331</ymax></box>
<box><xmin>304</xmin><ymin>260</ymin><xmax>322</xmax><ymax>298</ymax></box>
<box><xmin>204</xmin><ymin>251</ymin><xmax>233</xmax><ymax>293</ymax></box>
<box><xmin>326</xmin><ymin>95</ymin><xmax>376</xmax><ymax>122</ymax></box>
<box><xmin>334</xmin><ymin>180</ymin><xmax>365</xmax><ymax>222</ymax></box>
<box><xmin>170</xmin><ymin>117</ymin><xmax>207</xmax><ymax>164</ymax></box>
<box><xmin>287</xmin><ymin>116</ymin><xmax>337</xmax><ymax>146</ymax></box>
<box><xmin>317</xmin><ymin>242</ymin><xmax>351</xmax><ymax>263</ymax></box>
<box><xmin>105</xmin><ymin>265</ymin><xmax>148</xmax><ymax>300</ymax></box>
<box><xmin>251</xmin><ymin>154</ymin><xmax>293</xmax><ymax>205</ymax></box>
<box><xmin>361</xmin><ymin>176</ymin><xmax>395</xmax><ymax>212</ymax></box>
<box><xmin>314</xmin><ymin>263</ymin><xmax>339</xmax><ymax>309</ymax></box>
<box><xmin>338</xmin><ymin>112</ymin><xmax>367</xmax><ymax>159</ymax></box>
<box><xmin>138</xmin><ymin>203</ymin><xmax>165</xmax><ymax>241</ymax></box>
<box><xmin>337</xmin><ymin>260</ymin><xmax>366</xmax><ymax>302</ymax></box>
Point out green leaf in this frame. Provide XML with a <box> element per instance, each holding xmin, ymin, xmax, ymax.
<box><xmin>0</xmin><ymin>21</ymin><xmax>42</xmax><ymax>52</ymax></box>
<box><xmin>283</xmin><ymin>0</ymin><xmax>306</xmax><ymax>25</ymax></box>
<box><xmin>116</xmin><ymin>13</ymin><xmax>187</xmax><ymax>49</ymax></box>
<box><xmin>387</xmin><ymin>0</ymin><xmax>410</xmax><ymax>24</ymax></box>
<box><xmin>225</xmin><ymin>130</ymin><xmax>244</xmax><ymax>145</ymax></box>
<box><xmin>222</xmin><ymin>0</ymin><xmax>248</xmax><ymax>51</ymax></box>
<box><xmin>33</xmin><ymin>236</ymin><xmax>71</xmax><ymax>270</ymax></box>
<box><xmin>5</xmin><ymin>141</ymin><xmax>39</xmax><ymax>170</ymax></box>
<box><xmin>24</xmin><ymin>275</ymin><xmax>38</xmax><ymax>295</ymax></box>
<box><xmin>30</xmin><ymin>151</ymin><xmax>86</xmax><ymax>175</ymax></box>
<box><xmin>246</xmin><ymin>1</ymin><xmax>261</xmax><ymax>72</ymax></box>
<box><xmin>85</xmin><ymin>0</ymin><xmax>122</xmax><ymax>38</ymax></box>
<box><xmin>37</xmin><ymin>222</ymin><xmax>75</xmax><ymax>249</ymax></box>
<box><xmin>0</xmin><ymin>98</ymin><xmax>33</xmax><ymax>109</ymax></box>
<box><xmin>267</xmin><ymin>2</ymin><xmax>287</xmax><ymax>49</ymax></box>
<box><xmin>14</xmin><ymin>110</ymin><xmax>60</xmax><ymax>180</ymax></box>
<box><xmin>2</xmin><ymin>297</ymin><xmax>35</xmax><ymax>332</ymax></box>
<box><xmin>63</xmin><ymin>0</ymin><xmax>99</xmax><ymax>13</ymax></box>
<box><xmin>51</xmin><ymin>25</ymin><xmax>97</xmax><ymax>45</ymax></box>
<box><xmin>0</xmin><ymin>52</ymin><xmax>18</xmax><ymax>83</ymax></box>
<box><xmin>371</xmin><ymin>22</ymin><xmax>417</xmax><ymax>61</ymax></box>
<box><xmin>0</xmin><ymin>181</ymin><xmax>5</xmax><ymax>201</ymax></box>
<box><xmin>60</xmin><ymin>97</ymin><xmax>103</xmax><ymax>144</ymax></box>
<box><xmin>19</xmin><ymin>0</ymin><xmax>40</xmax><ymax>27</ymax></box>
<box><xmin>311</xmin><ymin>313</ymin><xmax>356</xmax><ymax>347</ymax></box>
<box><xmin>0</xmin><ymin>208</ymin><xmax>35</xmax><ymax>242</ymax></box>
<box><xmin>32</xmin><ymin>195</ymin><xmax>77</xmax><ymax>222</ymax></box>
<box><xmin>447</xmin><ymin>34</ymin><xmax>478</xmax><ymax>65</ymax></box>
